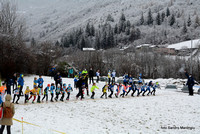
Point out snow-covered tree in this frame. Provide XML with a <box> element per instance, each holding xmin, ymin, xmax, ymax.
<box><xmin>187</xmin><ymin>15</ymin><xmax>192</xmax><ymax>27</ymax></box>
<box><xmin>169</xmin><ymin>13</ymin><xmax>175</xmax><ymax>26</ymax></box>
<box><xmin>147</xmin><ymin>9</ymin><xmax>153</xmax><ymax>25</ymax></box>
<box><xmin>140</xmin><ymin>12</ymin><xmax>144</xmax><ymax>25</ymax></box>
<box><xmin>156</xmin><ymin>12</ymin><xmax>161</xmax><ymax>25</ymax></box>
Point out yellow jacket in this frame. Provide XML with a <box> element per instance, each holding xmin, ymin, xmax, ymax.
<box><xmin>25</xmin><ymin>89</ymin><xmax>30</xmax><ymax>95</ymax></box>
<box><xmin>102</xmin><ymin>85</ymin><xmax>108</xmax><ymax>93</ymax></box>
<box><xmin>91</xmin><ymin>85</ymin><xmax>99</xmax><ymax>92</ymax></box>
<box><xmin>30</xmin><ymin>88</ymin><xmax>37</xmax><ymax>96</ymax></box>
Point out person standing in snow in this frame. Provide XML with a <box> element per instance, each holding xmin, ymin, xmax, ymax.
<box><xmin>12</xmin><ymin>85</ymin><xmax>20</xmax><ymax>104</ymax></box>
<box><xmin>0</xmin><ymin>83</ymin><xmax>7</xmax><ymax>101</ymax></box>
<box><xmin>89</xmin><ymin>68</ymin><xmax>94</xmax><ymax>84</ymax></box>
<box><xmin>108</xmin><ymin>70</ymin><xmax>111</xmax><ymax>85</ymax></box>
<box><xmin>50</xmin><ymin>83</ymin><xmax>55</xmax><ymax>102</ymax></box>
<box><xmin>96</xmin><ymin>70</ymin><xmax>100</xmax><ymax>83</ymax></box>
<box><xmin>185</xmin><ymin>71</ymin><xmax>194</xmax><ymax>96</ymax></box>
<box><xmin>74</xmin><ymin>74</ymin><xmax>79</xmax><ymax>89</ymax></box>
<box><xmin>146</xmin><ymin>81</ymin><xmax>153</xmax><ymax>96</ymax></box>
<box><xmin>12</xmin><ymin>73</ymin><xmax>17</xmax><ymax>91</ymax></box>
<box><xmin>37</xmin><ymin>75</ymin><xmax>44</xmax><ymax>94</ymax></box>
<box><xmin>24</xmin><ymin>86</ymin><xmax>30</xmax><ymax>103</ymax></box>
<box><xmin>5</xmin><ymin>75</ymin><xmax>13</xmax><ymax>95</ymax></box>
<box><xmin>123</xmin><ymin>73</ymin><xmax>129</xmax><ymax>86</ymax></box>
<box><xmin>65</xmin><ymin>84</ymin><xmax>73</xmax><ymax>100</ymax></box>
<box><xmin>33</xmin><ymin>77</ymin><xmax>38</xmax><ymax>88</ymax></box>
<box><xmin>76</xmin><ymin>76</ymin><xmax>84</xmax><ymax>100</ymax></box>
<box><xmin>17</xmin><ymin>74</ymin><xmax>24</xmax><ymax>96</ymax></box>
<box><xmin>111</xmin><ymin>70</ymin><xmax>116</xmax><ymax>83</ymax></box>
<box><xmin>55</xmin><ymin>85</ymin><xmax>61</xmax><ymax>101</ymax></box>
<box><xmin>84</xmin><ymin>73</ymin><xmax>89</xmax><ymax>96</ymax></box>
<box><xmin>50</xmin><ymin>66</ymin><xmax>56</xmax><ymax>79</ymax></box>
<box><xmin>54</xmin><ymin>72</ymin><xmax>62</xmax><ymax>90</ymax></box>
<box><xmin>0</xmin><ymin>94</ymin><xmax>15</xmax><ymax>134</ymax></box>
<box><xmin>42</xmin><ymin>84</ymin><xmax>51</xmax><ymax>102</ymax></box>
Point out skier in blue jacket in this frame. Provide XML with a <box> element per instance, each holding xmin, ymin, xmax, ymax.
<box><xmin>108</xmin><ymin>83</ymin><xmax>115</xmax><ymax>98</ymax></box>
<box><xmin>146</xmin><ymin>81</ymin><xmax>153</xmax><ymax>96</ymax></box>
<box><xmin>50</xmin><ymin>83</ymin><xmax>55</xmax><ymax>102</ymax></box>
<box><xmin>37</xmin><ymin>75</ymin><xmax>44</xmax><ymax>88</ymax></box>
<box><xmin>17</xmin><ymin>74</ymin><xmax>24</xmax><ymax>96</ymax></box>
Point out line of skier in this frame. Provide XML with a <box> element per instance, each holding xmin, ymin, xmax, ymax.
<box><xmin>0</xmin><ymin>70</ymin><xmax>159</xmax><ymax>104</ymax></box>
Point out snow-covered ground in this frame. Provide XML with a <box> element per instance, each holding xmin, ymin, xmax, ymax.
<box><xmin>10</xmin><ymin>75</ymin><xmax>200</xmax><ymax>134</ymax></box>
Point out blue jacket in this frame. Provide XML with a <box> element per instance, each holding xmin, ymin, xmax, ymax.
<box><xmin>185</xmin><ymin>73</ymin><xmax>194</xmax><ymax>88</ymax></box>
<box><xmin>50</xmin><ymin>86</ymin><xmax>55</xmax><ymax>93</ymax></box>
<box><xmin>129</xmin><ymin>77</ymin><xmax>133</xmax><ymax>84</ymax></box>
<box><xmin>66</xmin><ymin>86</ymin><xmax>73</xmax><ymax>93</ymax></box>
<box><xmin>0</xmin><ymin>96</ymin><xmax>2</xmax><ymax>105</ymax></box>
<box><xmin>146</xmin><ymin>86</ymin><xmax>151</xmax><ymax>91</ymax></box>
<box><xmin>109</xmin><ymin>84</ymin><xmax>114</xmax><ymax>91</ymax></box>
<box><xmin>50</xmin><ymin>67</ymin><xmax>56</xmax><ymax>72</ymax></box>
<box><xmin>38</xmin><ymin>78</ymin><xmax>44</xmax><ymax>86</ymax></box>
<box><xmin>18</xmin><ymin>77</ymin><xmax>24</xmax><ymax>86</ymax></box>
<box><xmin>123</xmin><ymin>75</ymin><xmax>129</xmax><ymax>82</ymax></box>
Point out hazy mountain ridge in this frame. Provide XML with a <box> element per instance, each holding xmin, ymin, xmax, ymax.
<box><xmin>16</xmin><ymin>0</ymin><xmax>200</xmax><ymax>44</ymax></box>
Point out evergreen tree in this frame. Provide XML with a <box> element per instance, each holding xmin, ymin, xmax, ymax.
<box><xmin>90</xmin><ymin>24</ymin><xmax>95</xmax><ymax>36</ymax></box>
<box><xmin>101</xmin><ymin>31</ymin><xmax>107</xmax><ymax>49</ymax></box>
<box><xmin>120</xmin><ymin>13</ymin><xmax>126</xmax><ymax>22</ymax></box>
<box><xmin>114</xmin><ymin>24</ymin><xmax>118</xmax><ymax>34</ymax></box>
<box><xmin>125</xmin><ymin>27</ymin><xmax>130</xmax><ymax>35</ymax></box>
<box><xmin>118</xmin><ymin>20</ymin><xmax>126</xmax><ymax>33</ymax></box>
<box><xmin>147</xmin><ymin>9</ymin><xmax>153</xmax><ymax>25</ymax></box>
<box><xmin>140</xmin><ymin>12</ymin><xmax>144</xmax><ymax>25</ymax></box>
<box><xmin>166</xmin><ymin>7</ymin><xmax>170</xmax><ymax>17</ymax></box>
<box><xmin>107</xmin><ymin>29</ymin><xmax>114</xmax><ymax>48</ymax></box>
<box><xmin>55</xmin><ymin>40</ymin><xmax>60</xmax><ymax>47</ymax></box>
<box><xmin>95</xmin><ymin>32</ymin><xmax>101</xmax><ymax>50</ymax></box>
<box><xmin>129</xmin><ymin>29</ymin><xmax>135</xmax><ymax>42</ymax></box>
<box><xmin>187</xmin><ymin>15</ymin><xmax>192</xmax><ymax>27</ymax></box>
<box><xmin>79</xmin><ymin>36</ymin><xmax>86</xmax><ymax>50</ymax></box>
<box><xmin>156</xmin><ymin>12</ymin><xmax>161</xmax><ymax>25</ymax></box>
<box><xmin>63</xmin><ymin>37</ymin><xmax>70</xmax><ymax>48</ymax></box>
<box><xmin>85</xmin><ymin>22</ymin><xmax>91</xmax><ymax>36</ymax></box>
<box><xmin>126</xmin><ymin>20</ymin><xmax>131</xmax><ymax>27</ymax></box>
<box><xmin>161</xmin><ymin>11</ymin><xmax>165</xmax><ymax>22</ymax></box>
<box><xmin>182</xmin><ymin>21</ymin><xmax>187</xmax><ymax>34</ymax></box>
<box><xmin>194</xmin><ymin>15</ymin><xmax>200</xmax><ymax>28</ymax></box>
<box><xmin>135</xmin><ymin>28</ymin><xmax>141</xmax><ymax>39</ymax></box>
<box><xmin>169</xmin><ymin>13</ymin><xmax>175</xmax><ymax>26</ymax></box>
<box><xmin>106</xmin><ymin>14</ymin><xmax>114</xmax><ymax>22</ymax></box>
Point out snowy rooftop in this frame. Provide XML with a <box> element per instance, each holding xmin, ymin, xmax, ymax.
<box><xmin>82</xmin><ymin>48</ymin><xmax>96</xmax><ymax>51</ymax></box>
<box><xmin>168</xmin><ymin>39</ymin><xmax>200</xmax><ymax>50</ymax></box>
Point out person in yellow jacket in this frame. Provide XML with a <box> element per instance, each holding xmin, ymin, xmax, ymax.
<box><xmin>24</xmin><ymin>86</ymin><xmax>30</xmax><ymax>103</ymax></box>
<box><xmin>100</xmin><ymin>83</ymin><xmax>108</xmax><ymax>99</ymax></box>
<box><xmin>90</xmin><ymin>83</ymin><xmax>99</xmax><ymax>99</ymax></box>
<box><xmin>28</xmin><ymin>86</ymin><xmax>37</xmax><ymax>103</ymax></box>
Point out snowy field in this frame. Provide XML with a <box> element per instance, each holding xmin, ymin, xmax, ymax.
<box><xmin>10</xmin><ymin>75</ymin><xmax>200</xmax><ymax>134</ymax></box>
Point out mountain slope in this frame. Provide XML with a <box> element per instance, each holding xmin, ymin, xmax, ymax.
<box><xmin>16</xmin><ymin>0</ymin><xmax>200</xmax><ymax>42</ymax></box>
